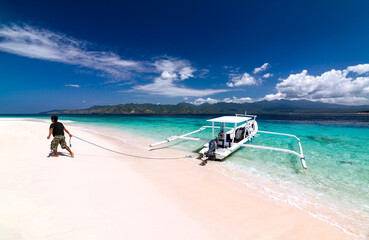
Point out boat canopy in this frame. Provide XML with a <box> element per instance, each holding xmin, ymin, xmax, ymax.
<box><xmin>206</xmin><ymin>116</ymin><xmax>252</xmax><ymax>124</ymax></box>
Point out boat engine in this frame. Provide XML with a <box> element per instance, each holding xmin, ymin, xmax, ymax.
<box><xmin>200</xmin><ymin>138</ymin><xmax>218</xmax><ymax>166</ymax></box>
<box><xmin>205</xmin><ymin>138</ymin><xmax>218</xmax><ymax>160</ymax></box>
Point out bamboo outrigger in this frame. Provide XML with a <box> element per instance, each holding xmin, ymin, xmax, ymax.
<box><xmin>150</xmin><ymin>114</ymin><xmax>307</xmax><ymax>169</ymax></box>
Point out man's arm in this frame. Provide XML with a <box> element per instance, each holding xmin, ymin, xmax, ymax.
<box><xmin>64</xmin><ymin>128</ymin><xmax>72</xmax><ymax>137</ymax></box>
<box><xmin>47</xmin><ymin>128</ymin><xmax>53</xmax><ymax>139</ymax></box>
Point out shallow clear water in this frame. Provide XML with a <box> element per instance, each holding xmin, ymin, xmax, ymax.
<box><xmin>3</xmin><ymin>114</ymin><xmax>369</xmax><ymax>238</ymax></box>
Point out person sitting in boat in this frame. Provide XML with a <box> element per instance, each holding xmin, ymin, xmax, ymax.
<box><xmin>218</xmin><ymin>130</ymin><xmax>225</xmax><ymax>139</ymax></box>
<box><xmin>47</xmin><ymin>116</ymin><xmax>74</xmax><ymax>158</ymax></box>
<box><xmin>218</xmin><ymin>130</ymin><xmax>225</xmax><ymax>147</ymax></box>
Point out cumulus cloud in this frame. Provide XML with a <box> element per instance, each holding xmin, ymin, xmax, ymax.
<box><xmin>65</xmin><ymin>84</ymin><xmax>80</xmax><ymax>88</ymax></box>
<box><xmin>262</xmin><ymin>73</ymin><xmax>273</xmax><ymax>78</ymax></box>
<box><xmin>346</xmin><ymin>64</ymin><xmax>369</xmax><ymax>75</ymax></box>
<box><xmin>134</xmin><ymin>58</ymin><xmax>228</xmax><ymax>97</ymax></box>
<box><xmin>0</xmin><ymin>24</ymin><xmax>140</xmax><ymax>80</ymax></box>
<box><xmin>253</xmin><ymin>63</ymin><xmax>270</xmax><ymax>74</ymax></box>
<box><xmin>191</xmin><ymin>96</ymin><xmax>255</xmax><ymax>105</ymax></box>
<box><xmin>264</xmin><ymin>64</ymin><xmax>369</xmax><ymax>105</ymax></box>
<box><xmin>153</xmin><ymin>58</ymin><xmax>195</xmax><ymax>80</ymax></box>
<box><xmin>263</xmin><ymin>92</ymin><xmax>285</xmax><ymax>101</ymax></box>
<box><xmin>227</xmin><ymin>73</ymin><xmax>257</xmax><ymax>87</ymax></box>
<box><xmin>226</xmin><ymin>63</ymin><xmax>271</xmax><ymax>87</ymax></box>
<box><xmin>222</xmin><ymin>96</ymin><xmax>254</xmax><ymax>104</ymax></box>
<box><xmin>192</xmin><ymin>97</ymin><xmax>220</xmax><ymax>105</ymax></box>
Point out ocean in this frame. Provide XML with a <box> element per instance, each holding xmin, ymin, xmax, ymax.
<box><xmin>3</xmin><ymin>113</ymin><xmax>369</xmax><ymax>238</ymax></box>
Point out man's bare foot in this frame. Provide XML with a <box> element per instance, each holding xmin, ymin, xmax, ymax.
<box><xmin>71</xmin><ymin>153</ymin><xmax>74</xmax><ymax>158</ymax></box>
<box><xmin>51</xmin><ymin>155</ymin><xmax>59</xmax><ymax>157</ymax></box>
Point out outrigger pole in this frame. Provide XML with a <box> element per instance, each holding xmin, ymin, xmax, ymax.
<box><xmin>242</xmin><ymin>130</ymin><xmax>307</xmax><ymax>169</ymax></box>
<box><xmin>150</xmin><ymin>125</ymin><xmax>307</xmax><ymax>170</ymax></box>
<box><xmin>150</xmin><ymin>124</ymin><xmax>241</xmax><ymax>147</ymax></box>
<box><xmin>150</xmin><ymin>127</ymin><xmax>209</xmax><ymax>147</ymax></box>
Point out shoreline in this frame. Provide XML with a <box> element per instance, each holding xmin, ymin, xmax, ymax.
<box><xmin>0</xmin><ymin>118</ymin><xmax>352</xmax><ymax>239</ymax></box>
<box><xmin>68</xmin><ymin>116</ymin><xmax>366</xmax><ymax>238</ymax></box>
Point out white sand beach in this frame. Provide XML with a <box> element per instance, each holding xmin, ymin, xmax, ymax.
<box><xmin>0</xmin><ymin>118</ymin><xmax>351</xmax><ymax>240</ymax></box>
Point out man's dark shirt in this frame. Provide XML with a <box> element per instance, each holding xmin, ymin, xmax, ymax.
<box><xmin>50</xmin><ymin>122</ymin><xmax>64</xmax><ymax>136</ymax></box>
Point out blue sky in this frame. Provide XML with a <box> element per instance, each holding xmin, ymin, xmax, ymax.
<box><xmin>1</xmin><ymin>0</ymin><xmax>369</xmax><ymax>113</ymax></box>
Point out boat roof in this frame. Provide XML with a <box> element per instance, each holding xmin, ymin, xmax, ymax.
<box><xmin>207</xmin><ymin>116</ymin><xmax>252</xmax><ymax>123</ymax></box>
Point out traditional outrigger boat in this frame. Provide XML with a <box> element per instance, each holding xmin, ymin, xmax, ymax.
<box><xmin>150</xmin><ymin>114</ymin><xmax>307</xmax><ymax>169</ymax></box>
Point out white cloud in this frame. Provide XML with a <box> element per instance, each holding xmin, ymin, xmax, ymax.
<box><xmin>262</xmin><ymin>73</ymin><xmax>273</xmax><ymax>78</ymax></box>
<box><xmin>191</xmin><ymin>96</ymin><xmax>255</xmax><ymax>105</ymax></box>
<box><xmin>197</xmin><ymin>69</ymin><xmax>210</xmax><ymax>78</ymax></box>
<box><xmin>0</xmin><ymin>24</ymin><xmax>226</xmax><ymax>97</ymax></box>
<box><xmin>253</xmin><ymin>63</ymin><xmax>270</xmax><ymax>74</ymax></box>
<box><xmin>161</xmin><ymin>71</ymin><xmax>177</xmax><ymax>79</ymax></box>
<box><xmin>192</xmin><ymin>98</ymin><xmax>220</xmax><ymax>105</ymax></box>
<box><xmin>134</xmin><ymin>74</ymin><xmax>228</xmax><ymax>97</ymax></box>
<box><xmin>0</xmin><ymin>24</ymin><xmax>140</xmax><ymax>80</ymax></box>
<box><xmin>179</xmin><ymin>66</ymin><xmax>195</xmax><ymax>80</ymax></box>
<box><xmin>263</xmin><ymin>92</ymin><xmax>285</xmax><ymax>101</ymax></box>
<box><xmin>134</xmin><ymin>58</ymin><xmax>227</xmax><ymax>97</ymax></box>
<box><xmin>346</xmin><ymin>64</ymin><xmax>369</xmax><ymax>75</ymax></box>
<box><xmin>226</xmin><ymin>63</ymin><xmax>271</xmax><ymax>87</ymax></box>
<box><xmin>153</xmin><ymin>58</ymin><xmax>195</xmax><ymax>80</ymax></box>
<box><xmin>227</xmin><ymin>73</ymin><xmax>257</xmax><ymax>87</ymax></box>
<box><xmin>222</xmin><ymin>96</ymin><xmax>254</xmax><ymax>104</ymax></box>
<box><xmin>65</xmin><ymin>84</ymin><xmax>80</xmax><ymax>88</ymax></box>
<box><xmin>264</xmin><ymin>64</ymin><xmax>369</xmax><ymax>105</ymax></box>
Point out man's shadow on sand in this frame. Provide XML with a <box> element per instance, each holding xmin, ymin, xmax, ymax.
<box><xmin>47</xmin><ymin>152</ymin><xmax>73</xmax><ymax>158</ymax></box>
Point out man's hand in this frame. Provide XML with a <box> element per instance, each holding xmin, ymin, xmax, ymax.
<box><xmin>48</xmin><ymin>128</ymin><xmax>53</xmax><ymax>140</ymax></box>
<box><xmin>64</xmin><ymin>128</ymin><xmax>72</xmax><ymax>138</ymax></box>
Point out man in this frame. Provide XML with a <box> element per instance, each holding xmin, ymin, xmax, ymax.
<box><xmin>47</xmin><ymin>116</ymin><xmax>74</xmax><ymax>158</ymax></box>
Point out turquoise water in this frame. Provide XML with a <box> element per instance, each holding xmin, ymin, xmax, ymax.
<box><xmin>3</xmin><ymin>114</ymin><xmax>369</xmax><ymax>238</ymax></box>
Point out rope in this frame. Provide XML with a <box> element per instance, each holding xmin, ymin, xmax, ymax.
<box><xmin>70</xmin><ymin>135</ymin><xmax>192</xmax><ymax>160</ymax></box>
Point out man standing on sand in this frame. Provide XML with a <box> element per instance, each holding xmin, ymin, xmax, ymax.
<box><xmin>47</xmin><ymin>116</ymin><xmax>74</xmax><ymax>158</ymax></box>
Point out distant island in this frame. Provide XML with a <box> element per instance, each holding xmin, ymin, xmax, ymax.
<box><xmin>40</xmin><ymin>100</ymin><xmax>369</xmax><ymax>115</ymax></box>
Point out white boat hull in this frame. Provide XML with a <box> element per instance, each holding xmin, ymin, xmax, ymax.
<box><xmin>150</xmin><ymin>113</ymin><xmax>307</xmax><ymax>169</ymax></box>
<box><xmin>200</xmin><ymin>120</ymin><xmax>258</xmax><ymax>160</ymax></box>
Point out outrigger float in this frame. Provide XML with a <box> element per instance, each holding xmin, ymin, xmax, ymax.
<box><xmin>150</xmin><ymin>114</ymin><xmax>307</xmax><ymax>169</ymax></box>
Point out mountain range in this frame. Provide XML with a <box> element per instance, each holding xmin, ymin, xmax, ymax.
<box><xmin>40</xmin><ymin>100</ymin><xmax>369</xmax><ymax>115</ymax></box>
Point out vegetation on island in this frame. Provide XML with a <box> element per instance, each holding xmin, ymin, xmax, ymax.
<box><xmin>40</xmin><ymin>100</ymin><xmax>369</xmax><ymax>115</ymax></box>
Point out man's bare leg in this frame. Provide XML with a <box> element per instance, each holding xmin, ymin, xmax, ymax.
<box><xmin>65</xmin><ymin>146</ymin><xmax>74</xmax><ymax>158</ymax></box>
<box><xmin>51</xmin><ymin>150</ymin><xmax>59</xmax><ymax>157</ymax></box>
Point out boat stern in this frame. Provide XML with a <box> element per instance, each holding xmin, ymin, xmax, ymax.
<box><xmin>199</xmin><ymin>146</ymin><xmax>231</xmax><ymax>160</ymax></box>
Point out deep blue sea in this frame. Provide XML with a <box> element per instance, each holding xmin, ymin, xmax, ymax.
<box><xmin>2</xmin><ymin>113</ymin><xmax>369</xmax><ymax>238</ymax></box>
